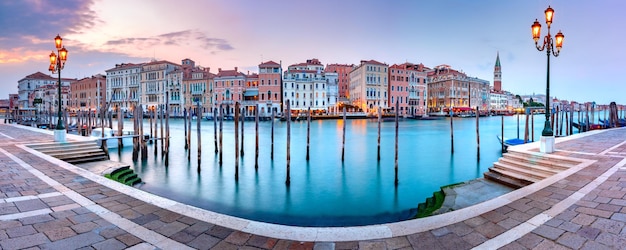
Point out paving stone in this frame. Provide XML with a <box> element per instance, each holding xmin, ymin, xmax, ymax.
<box><xmin>533</xmin><ymin>239</ymin><xmax>571</xmax><ymax>250</ymax></box>
<box><xmin>406</xmin><ymin>232</ymin><xmax>444</xmax><ymax>249</ymax></box>
<box><xmin>498</xmin><ymin>241</ymin><xmax>526</xmax><ymax>250</ymax></box>
<box><xmin>532</xmin><ymin>225</ymin><xmax>565</xmax><ymax>240</ymax></box>
<box><xmin>272</xmin><ymin>239</ymin><xmax>294</xmax><ymax>250</ymax></box>
<box><xmin>40</xmin><ymin>232</ymin><xmax>105</xmax><ymax>250</ymax></box>
<box><xmin>497</xmin><ymin>218</ymin><xmax>521</xmax><ymax>230</ymax></box>
<box><xmin>188</xmin><ymin>233</ymin><xmax>221</xmax><ymax>250</ymax></box>
<box><xmin>463</xmin><ymin>216</ymin><xmax>488</xmax><ymax>227</ymax></box>
<box><xmin>71</xmin><ymin>221</ymin><xmax>99</xmax><ymax>234</ymax></box>
<box><xmin>383</xmin><ymin>236</ymin><xmax>410</xmax><ymax>249</ymax></box>
<box><xmin>590</xmin><ymin>218</ymin><xmax>625</xmax><ymax>234</ymax></box>
<box><xmin>572</xmin><ymin>213</ymin><xmax>597</xmax><ymax>226</ymax></box>
<box><xmin>580</xmin><ymin>240</ymin><xmax>610</xmax><ymax>250</ymax></box>
<box><xmin>515</xmin><ymin>233</ymin><xmax>543</xmax><ymax>249</ymax></box>
<box><xmin>461</xmin><ymin>232</ymin><xmax>487</xmax><ymax>247</ymax></box>
<box><xmin>358</xmin><ymin>241</ymin><xmax>386</xmax><ymax>250</ymax></box>
<box><xmin>556</xmin><ymin>232</ymin><xmax>587</xmax><ymax>249</ymax></box>
<box><xmin>130</xmin><ymin>213</ymin><xmax>159</xmax><ymax>225</ymax></box>
<box><xmin>143</xmin><ymin>219</ymin><xmax>166</xmax><ymax>230</ymax></box>
<box><xmin>154</xmin><ymin>209</ymin><xmax>182</xmax><ymax>223</ymax></box>
<box><xmin>99</xmin><ymin>226</ymin><xmax>126</xmax><ymax>238</ymax></box>
<box><xmin>50</xmin><ymin>209</ymin><xmax>77</xmax><ymax>219</ymax></box>
<box><xmin>481</xmin><ymin>210</ymin><xmax>507</xmax><ymax>223</ymax></box>
<box><xmin>224</xmin><ymin>230</ymin><xmax>252</xmax><ymax>245</ymax></box>
<box><xmin>577</xmin><ymin>226</ymin><xmax>601</xmax><ymax>240</ymax></box>
<box><xmin>183</xmin><ymin>221</ymin><xmax>213</xmax><ymax>236</ymax></box>
<box><xmin>596</xmin><ymin>203</ymin><xmax>622</xmax><ymax>212</ymax></box>
<box><xmin>595</xmin><ymin>232</ymin><xmax>626</xmax><ymax>248</ymax></box>
<box><xmin>245</xmin><ymin>235</ymin><xmax>278</xmax><ymax>249</ymax></box>
<box><xmin>506</xmin><ymin>210</ymin><xmax>532</xmax><ymax>222</ymax></box>
<box><xmin>334</xmin><ymin>241</ymin><xmax>358</xmax><ymax>250</ymax></box>
<box><xmin>558</xmin><ymin>221</ymin><xmax>582</xmax><ymax>233</ymax></box>
<box><xmin>0</xmin><ymin>220</ymin><xmax>22</xmax><ymax>230</ymax></box>
<box><xmin>474</xmin><ymin>221</ymin><xmax>506</xmax><ymax>239</ymax></box>
<box><xmin>6</xmin><ymin>225</ymin><xmax>37</xmax><ymax>238</ymax></box>
<box><xmin>132</xmin><ymin>204</ymin><xmax>160</xmax><ymax>215</ymax></box>
<box><xmin>115</xmin><ymin>233</ymin><xmax>143</xmax><ymax>247</ymax></box>
<box><xmin>555</xmin><ymin>209</ymin><xmax>578</xmax><ymax>221</ymax></box>
<box><xmin>0</xmin><ymin>232</ymin><xmax>50</xmax><ymax>249</ymax></box>
<box><xmin>19</xmin><ymin>214</ymin><xmax>54</xmax><ymax>225</ymax></box>
<box><xmin>14</xmin><ymin>199</ymin><xmax>48</xmax><ymax>212</ymax></box>
<box><xmin>45</xmin><ymin>226</ymin><xmax>78</xmax><ymax>241</ymax></box>
<box><xmin>69</xmin><ymin>212</ymin><xmax>100</xmax><ymax>224</ymax></box>
<box><xmin>170</xmin><ymin>230</ymin><xmax>196</xmax><ymax>243</ymax></box>
<box><xmin>448</xmin><ymin>222</ymin><xmax>473</xmax><ymax>237</ymax></box>
<box><xmin>0</xmin><ymin>230</ymin><xmax>8</xmax><ymax>240</ymax></box>
<box><xmin>313</xmin><ymin>242</ymin><xmax>335</xmax><ymax>250</ymax></box>
<box><xmin>611</xmin><ymin>213</ymin><xmax>626</xmax><ymax>222</ymax></box>
<box><xmin>117</xmin><ymin>208</ymin><xmax>142</xmax><ymax>220</ymax></box>
<box><xmin>92</xmin><ymin>238</ymin><xmax>127</xmax><ymax>250</ymax></box>
<box><xmin>545</xmin><ymin>218</ymin><xmax>564</xmax><ymax>227</ymax></box>
<box><xmin>437</xmin><ymin>233</ymin><xmax>471</xmax><ymax>250</ymax></box>
<box><xmin>207</xmin><ymin>225</ymin><xmax>234</xmax><ymax>239</ymax></box>
<box><xmin>430</xmin><ymin>226</ymin><xmax>450</xmax><ymax>237</ymax></box>
<box><xmin>33</xmin><ymin>218</ymin><xmax>73</xmax><ymax>233</ymax></box>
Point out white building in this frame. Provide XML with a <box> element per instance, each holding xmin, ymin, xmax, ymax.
<box><xmin>349</xmin><ymin>60</ymin><xmax>389</xmax><ymax>113</ymax></box>
<box><xmin>282</xmin><ymin>59</ymin><xmax>331</xmax><ymax>112</ymax></box>
<box><xmin>140</xmin><ymin>60</ymin><xmax>180</xmax><ymax>112</ymax></box>
<box><xmin>105</xmin><ymin>63</ymin><xmax>143</xmax><ymax>112</ymax></box>
<box><xmin>18</xmin><ymin>72</ymin><xmax>74</xmax><ymax>109</ymax></box>
<box><xmin>324</xmin><ymin>72</ymin><xmax>339</xmax><ymax>114</ymax></box>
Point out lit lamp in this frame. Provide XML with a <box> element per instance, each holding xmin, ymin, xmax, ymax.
<box><xmin>532</xmin><ymin>6</ymin><xmax>564</xmax><ymax>153</ymax></box>
<box><xmin>48</xmin><ymin>34</ymin><xmax>69</xmax><ymax>142</ymax></box>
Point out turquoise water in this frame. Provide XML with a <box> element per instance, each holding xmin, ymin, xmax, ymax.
<box><xmin>107</xmin><ymin>114</ymin><xmax>581</xmax><ymax>226</ymax></box>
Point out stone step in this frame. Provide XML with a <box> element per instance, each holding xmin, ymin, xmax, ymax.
<box><xmin>506</xmin><ymin>151</ymin><xmax>579</xmax><ymax>167</ymax></box>
<box><xmin>493</xmin><ymin>162</ymin><xmax>550</xmax><ymax>180</ymax></box>
<box><xmin>483</xmin><ymin>171</ymin><xmax>530</xmax><ymax>189</ymax></box>
<box><xmin>54</xmin><ymin>151</ymin><xmax>107</xmax><ymax>161</ymax></box>
<box><xmin>44</xmin><ymin>148</ymin><xmax>104</xmax><ymax>157</ymax></box>
<box><xmin>489</xmin><ymin>166</ymin><xmax>542</xmax><ymax>183</ymax></box>
<box><xmin>498</xmin><ymin>158</ymin><xmax>560</xmax><ymax>176</ymax></box>
<box><xmin>65</xmin><ymin>155</ymin><xmax>109</xmax><ymax>164</ymax></box>
<box><xmin>28</xmin><ymin>141</ymin><xmax>97</xmax><ymax>151</ymax></box>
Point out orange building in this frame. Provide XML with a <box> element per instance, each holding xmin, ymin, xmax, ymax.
<box><xmin>70</xmin><ymin>74</ymin><xmax>106</xmax><ymax>111</ymax></box>
<box><xmin>214</xmin><ymin>67</ymin><xmax>246</xmax><ymax>116</ymax></box>
<box><xmin>257</xmin><ymin>61</ymin><xmax>282</xmax><ymax>116</ymax></box>
<box><xmin>388</xmin><ymin>63</ymin><xmax>428</xmax><ymax>116</ymax></box>
<box><xmin>325</xmin><ymin>64</ymin><xmax>353</xmax><ymax>101</ymax></box>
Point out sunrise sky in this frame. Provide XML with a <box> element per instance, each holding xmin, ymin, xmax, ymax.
<box><xmin>1</xmin><ymin>0</ymin><xmax>624</xmax><ymax>104</ymax></box>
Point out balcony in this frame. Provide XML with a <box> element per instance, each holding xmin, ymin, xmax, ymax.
<box><xmin>191</xmin><ymin>90</ymin><xmax>205</xmax><ymax>95</ymax></box>
<box><xmin>110</xmin><ymin>84</ymin><xmax>124</xmax><ymax>89</ymax></box>
<box><xmin>243</xmin><ymin>89</ymin><xmax>258</xmax><ymax>97</ymax></box>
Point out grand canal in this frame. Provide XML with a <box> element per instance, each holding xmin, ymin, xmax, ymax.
<box><xmin>107</xmin><ymin>114</ymin><xmax>578</xmax><ymax>226</ymax></box>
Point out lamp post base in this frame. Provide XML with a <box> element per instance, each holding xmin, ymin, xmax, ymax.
<box><xmin>54</xmin><ymin>129</ymin><xmax>66</xmax><ymax>142</ymax></box>
<box><xmin>540</xmin><ymin>135</ymin><xmax>555</xmax><ymax>153</ymax></box>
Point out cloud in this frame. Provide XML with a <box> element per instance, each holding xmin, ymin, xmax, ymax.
<box><xmin>104</xmin><ymin>30</ymin><xmax>234</xmax><ymax>54</ymax></box>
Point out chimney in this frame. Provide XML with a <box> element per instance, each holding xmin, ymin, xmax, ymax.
<box><xmin>218</xmin><ymin>68</ymin><xmax>221</xmax><ymax>72</ymax></box>
<box><xmin>235</xmin><ymin>67</ymin><xmax>238</xmax><ymax>72</ymax></box>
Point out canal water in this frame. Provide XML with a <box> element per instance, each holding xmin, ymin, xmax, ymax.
<box><xmin>107</xmin><ymin>114</ymin><xmax>578</xmax><ymax>226</ymax></box>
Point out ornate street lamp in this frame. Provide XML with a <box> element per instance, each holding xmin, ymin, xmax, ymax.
<box><xmin>532</xmin><ymin>6</ymin><xmax>564</xmax><ymax>153</ymax></box>
<box><xmin>49</xmin><ymin>34</ymin><xmax>69</xmax><ymax>142</ymax></box>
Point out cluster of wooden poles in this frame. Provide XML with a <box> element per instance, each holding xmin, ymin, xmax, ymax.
<box><xmin>175</xmin><ymin>100</ymin><xmax>403</xmax><ymax>186</ymax></box>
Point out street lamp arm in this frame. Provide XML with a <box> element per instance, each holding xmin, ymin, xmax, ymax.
<box><xmin>535</xmin><ymin>35</ymin><xmax>549</xmax><ymax>52</ymax></box>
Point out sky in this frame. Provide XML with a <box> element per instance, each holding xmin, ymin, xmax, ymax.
<box><xmin>1</xmin><ymin>0</ymin><xmax>624</xmax><ymax>104</ymax></box>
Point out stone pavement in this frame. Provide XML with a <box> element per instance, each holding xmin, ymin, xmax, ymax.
<box><xmin>0</xmin><ymin>123</ymin><xmax>625</xmax><ymax>249</ymax></box>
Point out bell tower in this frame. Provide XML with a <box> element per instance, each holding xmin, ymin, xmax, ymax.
<box><xmin>494</xmin><ymin>52</ymin><xmax>502</xmax><ymax>91</ymax></box>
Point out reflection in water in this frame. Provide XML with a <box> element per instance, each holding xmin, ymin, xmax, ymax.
<box><xmin>108</xmin><ymin>114</ymin><xmax>583</xmax><ymax>226</ymax></box>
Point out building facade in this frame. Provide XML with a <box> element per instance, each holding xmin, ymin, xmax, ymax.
<box><xmin>17</xmin><ymin>72</ymin><xmax>74</xmax><ymax>109</ymax></box>
<box><xmin>178</xmin><ymin>59</ymin><xmax>213</xmax><ymax>118</ymax></box>
<box><xmin>427</xmin><ymin>65</ymin><xmax>490</xmax><ymax>112</ymax></box>
<box><xmin>105</xmin><ymin>63</ymin><xmax>143</xmax><ymax>112</ymax></box>
<box><xmin>70</xmin><ymin>74</ymin><xmax>106</xmax><ymax>111</ymax></box>
<box><xmin>140</xmin><ymin>60</ymin><xmax>180</xmax><ymax>112</ymax></box>
<box><xmin>349</xmin><ymin>60</ymin><xmax>389</xmax><ymax>113</ymax></box>
<box><xmin>214</xmin><ymin>67</ymin><xmax>246</xmax><ymax>116</ymax></box>
<box><xmin>282</xmin><ymin>59</ymin><xmax>330</xmax><ymax>113</ymax></box>
<box><xmin>258</xmin><ymin>61</ymin><xmax>282</xmax><ymax>116</ymax></box>
<box><xmin>325</xmin><ymin>64</ymin><xmax>353</xmax><ymax>102</ymax></box>
<box><xmin>494</xmin><ymin>52</ymin><xmax>502</xmax><ymax>92</ymax></box>
<box><xmin>388</xmin><ymin>63</ymin><xmax>428</xmax><ymax>116</ymax></box>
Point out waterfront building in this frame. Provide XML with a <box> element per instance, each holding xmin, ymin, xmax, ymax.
<box><xmin>490</xmin><ymin>90</ymin><xmax>508</xmax><ymax>111</ymax></box>
<box><xmin>177</xmin><ymin>59</ymin><xmax>213</xmax><ymax>118</ymax></box>
<box><xmin>9</xmin><ymin>94</ymin><xmax>18</xmax><ymax>111</ymax></box>
<box><xmin>243</xmin><ymin>73</ymin><xmax>259</xmax><ymax>117</ymax></box>
<box><xmin>389</xmin><ymin>63</ymin><xmax>428</xmax><ymax>117</ymax></box>
<box><xmin>69</xmin><ymin>74</ymin><xmax>106</xmax><ymax>112</ymax></box>
<box><xmin>28</xmin><ymin>84</ymin><xmax>70</xmax><ymax>115</ymax></box>
<box><xmin>214</xmin><ymin>67</ymin><xmax>246</xmax><ymax>115</ymax></box>
<box><xmin>140</xmin><ymin>60</ymin><xmax>180</xmax><ymax>112</ymax></box>
<box><xmin>282</xmin><ymin>59</ymin><xmax>330</xmax><ymax>113</ymax></box>
<box><xmin>426</xmin><ymin>65</ymin><xmax>490</xmax><ymax>112</ymax></box>
<box><xmin>349</xmin><ymin>60</ymin><xmax>389</xmax><ymax>113</ymax></box>
<box><xmin>325</xmin><ymin>72</ymin><xmax>339</xmax><ymax>114</ymax></box>
<box><xmin>325</xmin><ymin>64</ymin><xmax>354</xmax><ymax>102</ymax></box>
<box><xmin>105</xmin><ymin>63</ymin><xmax>143</xmax><ymax>113</ymax></box>
<box><xmin>258</xmin><ymin>61</ymin><xmax>282</xmax><ymax>117</ymax></box>
<box><xmin>17</xmin><ymin>72</ymin><xmax>75</xmax><ymax>110</ymax></box>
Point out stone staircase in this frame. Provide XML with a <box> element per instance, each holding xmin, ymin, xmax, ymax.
<box><xmin>484</xmin><ymin>151</ymin><xmax>580</xmax><ymax>189</ymax></box>
<box><xmin>28</xmin><ymin>141</ymin><xmax>109</xmax><ymax>164</ymax></box>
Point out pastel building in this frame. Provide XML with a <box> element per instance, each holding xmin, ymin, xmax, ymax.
<box><xmin>427</xmin><ymin>65</ymin><xmax>490</xmax><ymax>112</ymax></box>
<box><xmin>282</xmin><ymin>59</ymin><xmax>330</xmax><ymax>112</ymax></box>
<box><xmin>17</xmin><ymin>72</ymin><xmax>75</xmax><ymax>109</ymax></box>
<box><xmin>105</xmin><ymin>63</ymin><xmax>143</xmax><ymax>112</ymax></box>
<box><xmin>213</xmin><ymin>67</ymin><xmax>246</xmax><ymax>115</ymax></box>
<box><xmin>349</xmin><ymin>60</ymin><xmax>389</xmax><ymax>113</ymax></box>
<box><xmin>29</xmin><ymin>84</ymin><xmax>70</xmax><ymax>114</ymax></box>
<box><xmin>325</xmin><ymin>64</ymin><xmax>354</xmax><ymax>101</ymax></box>
<box><xmin>388</xmin><ymin>63</ymin><xmax>428</xmax><ymax>116</ymax></box>
<box><xmin>257</xmin><ymin>61</ymin><xmax>282</xmax><ymax>116</ymax></box>
<box><xmin>70</xmin><ymin>74</ymin><xmax>106</xmax><ymax>111</ymax></box>
<box><xmin>178</xmin><ymin>59</ymin><xmax>214</xmax><ymax>117</ymax></box>
<box><xmin>243</xmin><ymin>73</ymin><xmax>259</xmax><ymax>117</ymax></box>
<box><xmin>140</xmin><ymin>60</ymin><xmax>180</xmax><ymax>112</ymax></box>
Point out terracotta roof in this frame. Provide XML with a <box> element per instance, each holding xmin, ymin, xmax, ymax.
<box><xmin>361</xmin><ymin>60</ymin><xmax>387</xmax><ymax>66</ymax></box>
<box><xmin>259</xmin><ymin>61</ymin><xmax>280</xmax><ymax>67</ymax></box>
<box><xmin>142</xmin><ymin>60</ymin><xmax>180</xmax><ymax>67</ymax></box>
<box><xmin>216</xmin><ymin>69</ymin><xmax>245</xmax><ymax>78</ymax></box>
<box><xmin>20</xmin><ymin>72</ymin><xmax>55</xmax><ymax>81</ymax></box>
<box><xmin>246</xmin><ymin>73</ymin><xmax>259</xmax><ymax>79</ymax></box>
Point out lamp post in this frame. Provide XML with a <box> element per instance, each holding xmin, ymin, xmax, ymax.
<box><xmin>532</xmin><ymin>6</ymin><xmax>564</xmax><ymax>153</ymax></box>
<box><xmin>49</xmin><ymin>34</ymin><xmax>69</xmax><ymax>142</ymax></box>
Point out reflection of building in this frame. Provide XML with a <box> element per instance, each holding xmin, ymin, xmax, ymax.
<box><xmin>70</xmin><ymin>74</ymin><xmax>106</xmax><ymax>111</ymax></box>
<box><xmin>258</xmin><ymin>61</ymin><xmax>282</xmax><ymax>116</ymax></box>
<box><xmin>389</xmin><ymin>63</ymin><xmax>428</xmax><ymax>116</ymax></box>
<box><xmin>349</xmin><ymin>60</ymin><xmax>389</xmax><ymax>113</ymax></box>
<box><xmin>282</xmin><ymin>59</ymin><xmax>331</xmax><ymax>112</ymax></box>
<box><xmin>426</xmin><ymin>65</ymin><xmax>490</xmax><ymax>112</ymax></box>
<box><xmin>105</xmin><ymin>63</ymin><xmax>143</xmax><ymax>112</ymax></box>
<box><xmin>17</xmin><ymin>72</ymin><xmax>75</xmax><ymax>109</ymax></box>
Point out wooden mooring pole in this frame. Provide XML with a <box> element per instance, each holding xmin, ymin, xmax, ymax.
<box><xmin>117</xmin><ymin>105</ymin><xmax>123</xmax><ymax>148</ymax></box>
<box><xmin>271</xmin><ymin>109</ymin><xmax>275</xmax><ymax>160</ymax></box>
<box><xmin>255</xmin><ymin>104</ymin><xmax>259</xmax><ymax>170</ymax></box>
<box><xmin>450</xmin><ymin>110</ymin><xmax>454</xmax><ymax>154</ymax></box>
<box><xmin>378</xmin><ymin>106</ymin><xmax>381</xmax><ymax>161</ymax></box>
<box><xmin>394</xmin><ymin>100</ymin><xmax>399</xmax><ymax>186</ymax></box>
<box><xmin>197</xmin><ymin>102</ymin><xmax>201</xmax><ymax>171</ymax></box>
<box><xmin>306</xmin><ymin>107</ymin><xmax>311</xmax><ymax>161</ymax></box>
<box><xmin>286</xmin><ymin>101</ymin><xmax>291</xmax><ymax>186</ymax></box>
<box><xmin>240</xmin><ymin>107</ymin><xmax>245</xmax><ymax>157</ymax></box>
<box><xmin>235</xmin><ymin>102</ymin><xmax>239</xmax><ymax>181</ymax></box>
<box><xmin>184</xmin><ymin>108</ymin><xmax>188</xmax><ymax>149</ymax></box>
<box><xmin>219</xmin><ymin>104</ymin><xmax>223</xmax><ymax>166</ymax></box>
<box><xmin>501</xmin><ymin>115</ymin><xmax>504</xmax><ymax>152</ymax></box>
<box><xmin>188</xmin><ymin>107</ymin><xmax>192</xmax><ymax>161</ymax></box>
<box><xmin>165</xmin><ymin>93</ymin><xmax>170</xmax><ymax>165</ymax></box>
<box><xmin>160</xmin><ymin>104</ymin><xmax>164</xmax><ymax>154</ymax></box>
<box><xmin>214</xmin><ymin>108</ymin><xmax>218</xmax><ymax>154</ymax></box>
<box><xmin>342</xmin><ymin>107</ymin><xmax>346</xmax><ymax>162</ymax></box>
<box><xmin>476</xmin><ymin>106</ymin><xmax>480</xmax><ymax>160</ymax></box>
